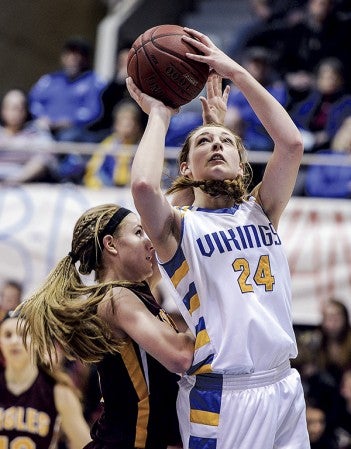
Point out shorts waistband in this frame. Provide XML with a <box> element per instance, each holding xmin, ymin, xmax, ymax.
<box><xmin>183</xmin><ymin>360</ymin><xmax>292</xmax><ymax>391</ymax></box>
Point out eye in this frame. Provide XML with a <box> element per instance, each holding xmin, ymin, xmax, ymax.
<box><xmin>223</xmin><ymin>137</ymin><xmax>234</xmax><ymax>144</ymax></box>
<box><xmin>198</xmin><ymin>137</ymin><xmax>210</xmax><ymax>145</ymax></box>
<box><xmin>135</xmin><ymin>228</ymin><xmax>143</xmax><ymax>236</ymax></box>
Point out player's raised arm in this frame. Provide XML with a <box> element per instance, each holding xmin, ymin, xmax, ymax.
<box><xmin>127</xmin><ymin>78</ymin><xmax>181</xmax><ymax>262</ymax></box>
<box><xmin>182</xmin><ymin>27</ymin><xmax>304</xmax><ymax>227</ymax></box>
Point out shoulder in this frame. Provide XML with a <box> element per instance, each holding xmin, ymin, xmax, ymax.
<box><xmin>54</xmin><ymin>383</ymin><xmax>81</xmax><ymax>413</ymax></box>
<box><xmin>33</xmin><ymin>71</ymin><xmax>63</xmax><ymax>86</ymax></box>
<box><xmin>98</xmin><ymin>285</ymin><xmax>145</xmax><ymax>324</ymax></box>
<box><xmin>81</xmin><ymin>70</ymin><xmax>106</xmax><ymax>88</ymax></box>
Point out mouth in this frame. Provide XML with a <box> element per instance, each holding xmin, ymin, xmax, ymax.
<box><xmin>208</xmin><ymin>153</ymin><xmax>225</xmax><ymax>163</ymax></box>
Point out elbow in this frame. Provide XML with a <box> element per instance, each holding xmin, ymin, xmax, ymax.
<box><xmin>168</xmin><ymin>351</ymin><xmax>194</xmax><ymax>374</ymax></box>
<box><xmin>281</xmin><ymin>131</ymin><xmax>304</xmax><ymax>162</ymax></box>
<box><xmin>131</xmin><ymin>178</ymin><xmax>155</xmax><ymax>202</ymax></box>
<box><xmin>289</xmin><ymin>131</ymin><xmax>304</xmax><ymax>158</ymax></box>
<box><xmin>167</xmin><ymin>339</ymin><xmax>194</xmax><ymax>374</ymax></box>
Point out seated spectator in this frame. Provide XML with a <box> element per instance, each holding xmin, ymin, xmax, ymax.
<box><xmin>316</xmin><ymin>298</ymin><xmax>351</xmax><ymax>385</ymax></box>
<box><xmin>290</xmin><ymin>57</ymin><xmax>351</xmax><ymax>152</ymax></box>
<box><xmin>293</xmin><ymin>327</ymin><xmax>341</xmax><ymax>431</ymax></box>
<box><xmin>305</xmin><ymin>396</ymin><xmax>339</xmax><ymax>449</ymax></box>
<box><xmin>227</xmin><ymin>0</ymin><xmax>306</xmax><ymax>61</ymax></box>
<box><xmin>224</xmin><ymin>46</ymin><xmax>288</xmax><ymax>187</ymax></box>
<box><xmin>225</xmin><ymin>46</ymin><xmax>288</xmax><ymax>152</ymax></box>
<box><xmin>336</xmin><ymin>368</ymin><xmax>351</xmax><ymax>448</ymax></box>
<box><xmin>83</xmin><ymin>100</ymin><xmax>143</xmax><ymax>187</ymax></box>
<box><xmin>304</xmin><ymin>116</ymin><xmax>351</xmax><ymax>198</ymax></box>
<box><xmin>278</xmin><ymin>0</ymin><xmax>351</xmax><ymax>92</ymax></box>
<box><xmin>29</xmin><ymin>36</ymin><xmax>106</xmax><ymax>143</ymax></box>
<box><xmin>163</xmin><ymin>111</ymin><xmax>203</xmax><ymax>188</ymax></box>
<box><xmin>0</xmin><ymin>89</ymin><xmax>56</xmax><ymax>184</ymax></box>
<box><xmin>0</xmin><ymin>279</ymin><xmax>22</xmax><ymax>321</ymax></box>
<box><xmin>86</xmin><ymin>47</ymin><xmax>137</xmax><ymax>142</ymax></box>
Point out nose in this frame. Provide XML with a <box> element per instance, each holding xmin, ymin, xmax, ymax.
<box><xmin>9</xmin><ymin>333</ymin><xmax>22</xmax><ymax>344</ymax></box>
<box><xmin>211</xmin><ymin>137</ymin><xmax>223</xmax><ymax>151</ymax></box>
<box><xmin>144</xmin><ymin>235</ymin><xmax>153</xmax><ymax>249</ymax></box>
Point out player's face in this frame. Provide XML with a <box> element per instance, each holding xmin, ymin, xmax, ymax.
<box><xmin>0</xmin><ymin>317</ymin><xmax>31</xmax><ymax>366</ymax></box>
<box><xmin>181</xmin><ymin>126</ymin><xmax>243</xmax><ymax>181</ymax></box>
<box><xmin>113</xmin><ymin>213</ymin><xmax>155</xmax><ymax>282</ymax></box>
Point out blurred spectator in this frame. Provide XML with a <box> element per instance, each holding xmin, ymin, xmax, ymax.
<box><xmin>0</xmin><ymin>89</ymin><xmax>56</xmax><ymax>184</ymax></box>
<box><xmin>293</xmin><ymin>326</ymin><xmax>341</xmax><ymax>430</ymax></box>
<box><xmin>224</xmin><ymin>46</ymin><xmax>288</xmax><ymax>187</ymax></box>
<box><xmin>278</xmin><ymin>0</ymin><xmax>351</xmax><ymax>92</ymax></box>
<box><xmin>305</xmin><ymin>396</ymin><xmax>339</xmax><ymax>449</ymax></box>
<box><xmin>290</xmin><ymin>57</ymin><xmax>351</xmax><ymax>152</ymax></box>
<box><xmin>336</xmin><ymin>369</ymin><xmax>351</xmax><ymax>448</ymax></box>
<box><xmin>227</xmin><ymin>0</ymin><xmax>307</xmax><ymax>61</ymax></box>
<box><xmin>163</xmin><ymin>111</ymin><xmax>203</xmax><ymax>189</ymax></box>
<box><xmin>83</xmin><ymin>100</ymin><xmax>143</xmax><ymax>187</ymax></box>
<box><xmin>86</xmin><ymin>47</ymin><xmax>135</xmax><ymax>142</ymax></box>
<box><xmin>0</xmin><ymin>279</ymin><xmax>22</xmax><ymax>321</ymax></box>
<box><xmin>225</xmin><ymin>46</ymin><xmax>288</xmax><ymax>152</ymax></box>
<box><xmin>304</xmin><ymin>116</ymin><xmax>351</xmax><ymax>198</ymax></box>
<box><xmin>316</xmin><ymin>298</ymin><xmax>351</xmax><ymax>385</ymax></box>
<box><xmin>29</xmin><ymin>36</ymin><xmax>106</xmax><ymax>143</ymax></box>
<box><xmin>239</xmin><ymin>0</ymin><xmax>351</xmax><ymax>97</ymax></box>
<box><xmin>28</xmin><ymin>37</ymin><xmax>107</xmax><ymax>184</ymax></box>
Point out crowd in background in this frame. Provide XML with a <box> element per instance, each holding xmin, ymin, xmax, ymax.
<box><xmin>1</xmin><ymin>1</ymin><xmax>351</xmax><ymax>448</ymax></box>
<box><xmin>0</xmin><ymin>0</ymin><xmax>350</xmax><ymax>197</ymax></box>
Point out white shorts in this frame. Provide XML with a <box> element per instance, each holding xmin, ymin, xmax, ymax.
<box><xmin>177</xmin><ymin>361</ymin><xmax>310</xmax><ymax>449</ymax></box>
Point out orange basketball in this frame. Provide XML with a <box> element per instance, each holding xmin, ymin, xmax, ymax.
<box><xmin>127</xmin><ymin>24</ymin><xmax>209</xmax><ymax>108</ymax></box>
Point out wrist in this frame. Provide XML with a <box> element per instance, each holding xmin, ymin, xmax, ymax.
<box><xmin>149</xmin><ymin>106</ymin><xmax>172</xmax><ymax>123</ymax></box>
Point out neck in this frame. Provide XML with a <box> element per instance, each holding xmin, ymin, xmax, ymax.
<box><xmin>5</xmin><ymin>363</ymin><xmax>39</xmax><ymax>394</ymax></box>
<box><xmin>5</xmin><ymin>125</ymin><xmax>22</xmax><ymax>135</ymax></box>
<box><xmin>193</xmin><ymin>189</ymin><xmax>235</xmax><ymax>209</ymax></box>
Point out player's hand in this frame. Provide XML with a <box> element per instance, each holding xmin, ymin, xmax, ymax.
<box><xmin>200</xmin><ymin>72</ymin><xmax>230</xmax><ymax>125</ymax></box>
<box><xmin>182</xmin><ymin>28</ymin><xmax>240</xmax><ymax>80</ymax></box>
<box><xmin>126</xmin><ymin>77</ymin><xmax>178</xmax><ymax>117</ymax></box>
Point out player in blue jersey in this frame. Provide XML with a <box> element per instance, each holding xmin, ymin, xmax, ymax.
<box><xmin>128</xmin><ymin>27</ymin><xmax>310</xmax><ymax>449</ymax></box>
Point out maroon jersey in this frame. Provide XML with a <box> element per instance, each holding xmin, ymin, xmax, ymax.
<box><xmin>0</xmin><ymin>369</ymin><xmax>61</xmax><ymax>449</ymax></box>
<box><xmin>87</xmin><ymin>282</ymin><xmax>181</xmax><ymax>449</ymax></box>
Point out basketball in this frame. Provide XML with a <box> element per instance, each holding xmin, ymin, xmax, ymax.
<box><xmin>127</xmin><ymin>24</ymin><xmax>210</xmax><ymax>108</ymax></box>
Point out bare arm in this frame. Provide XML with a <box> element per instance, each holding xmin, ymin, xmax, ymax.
<box><xmin>128</xmin><ymin>78</ymin><xmax>182</xmax><ymax>262</ymax></box>
<box><xmin>99</xmin><ymin>287</ymin><xmax>194</xmax><ymax>374</ymax></box>
<box><xmin>54</xmin><ymin>384</ymin><xmax>91</xmax><ymax>449</ymax></box>
<box><xmin>183</xmin><ymin>28</ymin><xmax>304</xmax><ymax>228</ymax></box>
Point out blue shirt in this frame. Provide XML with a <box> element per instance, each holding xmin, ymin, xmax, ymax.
<box><xmin>29</xmin><ymin>70</ymin><xmax>106</xmax><ymax>127</ymax></box>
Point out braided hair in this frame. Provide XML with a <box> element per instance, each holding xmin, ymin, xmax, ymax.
<box><xmin>18</xmin><ymin>204</ymin><xmax>133</xmax><ymax>366</ymax></box>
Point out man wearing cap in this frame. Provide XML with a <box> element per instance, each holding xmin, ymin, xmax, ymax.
<box><xmin>29</xmin><ymin>36</ymin><xmax>106</xmax><ymax>143</ymax></box>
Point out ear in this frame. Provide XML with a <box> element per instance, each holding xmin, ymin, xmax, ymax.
<box><xmin>238</xmin><ymin>162</ymin><xmax>244</xmax><ymax>177</ymax></box>
<box><xmin>180</xmin><ymin>161</ymin><xmax>192</xmax><ymax>177</ymax></box>
<box><xmin>102</xmin><ymin>235</ymin><xmax>118</xmax><ymax>255</ymax></box>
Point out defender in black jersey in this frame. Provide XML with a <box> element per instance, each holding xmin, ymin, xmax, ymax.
<box><xmin>18</xmin><ymin>205</ymin><xmax>194</xmax><ymax>449</ymax></box>
<box><xmin>88</xmin><ymin>283</ymin><xmax>181</xmax><ymax>448</ymax></box>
